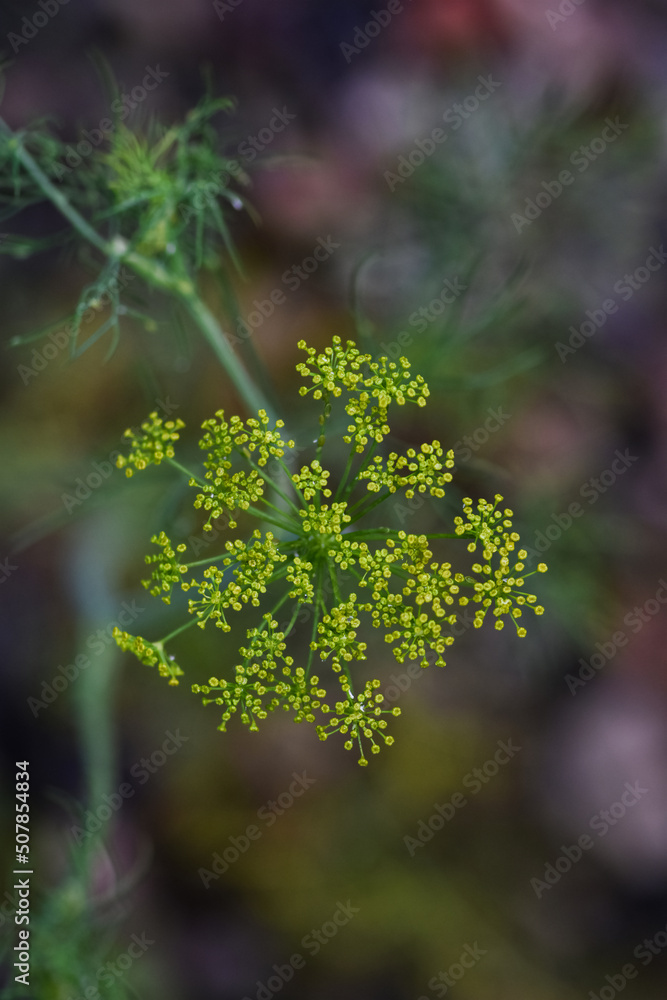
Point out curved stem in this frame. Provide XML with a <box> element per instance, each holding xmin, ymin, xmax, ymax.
<box><xmin>181</xmin><ymin>293</ymin><xmax>274</xmax><ymax>418</ymax></box>
<box><xmin>166</xmin><ymin>456</ymin><xmax>207</xmax><ymax>488</ymax></box>
<box><xmin>1</xmin><ymin>121</ymin><xmax>111</xmax><ymax>255</ymax></box>
<box><xmin>158</xmin><ymin>616</ymin><xmax>199</xmax><ymax>644</ymax></box>
<box><xmin>0</xmin><ymin>118</ymin><xmax>274</xmax><ymax>419</ymax></box>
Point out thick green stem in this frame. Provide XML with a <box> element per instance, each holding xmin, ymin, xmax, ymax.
<box><xmin>180</xmin><ymin>292</ymin><xmax>274</xmax><ymax>418</ymax></box>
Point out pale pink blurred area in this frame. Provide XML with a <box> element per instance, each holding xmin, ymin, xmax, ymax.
<box><xmin>252</xmin><ymin>155</ymin><xmax>375</xmax><ymax>243</ymax></box>
<box><xmin>538</xmin><ymin>675</ymin><xmax>667</xmax><ymax>888</ymax></box>
<box><xmin>494</xmin><ymin>0</ymin><xmax>626</xmax><ymax>98</ymax></box>
<box><xmin>503</xmin><ymin>387</ymin><xmax>614</xmax><ymax>497</ymax></box>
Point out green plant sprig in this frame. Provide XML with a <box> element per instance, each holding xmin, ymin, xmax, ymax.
<box><xmin>113</xmin><ymin>337</ymin><xmax>547</xmax><ymax>765</ymax></box>
<box><xmin>0</xmin><ymin>96</ymin><xmax>275</xmax><ymax>417</ymax></box>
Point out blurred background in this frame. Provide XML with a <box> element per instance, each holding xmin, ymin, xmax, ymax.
<box><xmin>2</xmin><ymin>0</ymin><xmax>667</xmax><ymax>997</ymax></box>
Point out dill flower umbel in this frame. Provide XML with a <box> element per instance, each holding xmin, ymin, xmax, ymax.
<box><xmin>113</xmin><ymin>338</ymin><xmax>547</xmax><ymax>764</ymax></box>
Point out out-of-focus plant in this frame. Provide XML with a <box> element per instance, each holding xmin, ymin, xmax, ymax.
<box><xmin>0</xmin><ymin>91</ymin><xmax>270</xmax><ymax>415</ymax></box>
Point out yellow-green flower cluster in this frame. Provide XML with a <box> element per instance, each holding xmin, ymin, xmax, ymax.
<box><xmin>113</xmin><ymin>337</ymin><xmax>547</xmax><ymax>764</ymax></box>
<box><xmin>356</xmin><ymin>534</ymin><xmax>458</xmax><ymax>666</ymax></box>
<box><xmin>200</xmin><ymin>408</ymin><xmax>294</xmax><ymax>468</ymax></box>
<box><xmin>316</xmin><ymin>677</ymin><xmax>401</xmax><ymax>766</ymax></box>
<box><xmin>193</xmin><ymin>468</ymin><xmax>264</xmax><ymax>532</ymax></box>
<box><xmin>116</xmin><ymin>412</ymin><xmax>185</xmax><ymax>477</ymax></box>
<box><xmin>192</xmin><ymin>616</ymin><xmax>326</xmax><ymax>731</ymax></box>
<box><xmin>286</xmin><ymin>556</ymin><xmax>315</xmax><ymax>601</ymax></box>
<box><xmin>113</xmin><ymin>628</ymin><xmax>184</xmax><ymax>685</ymax></box>
<box><xmin>194</xmin><ymin>409</ymin><xmax>294</xmax><ymax>529</ymax></box>
<box><xmin>143</xmin><ymin>531</ymin><xmax>188</xmax><ymax>604</ymax></box>
<box><xmin>296</xmin><ymin>336</ymin><xmax>429</xmax><ymax>452</ymax></box>
<box><xmin>360</xmin><ymin>443</ymin><xmax>454</xmax><ymax>497</ymax></box>
<box><xmin>298</xmin><ymin>501</ymin><xmax>351</xmax><ymax>538</ymax></box>
<box><xmin>291</xmin><ymin>460</ymin><xmax>331</xmax><ymax>501</ymax></box>
<box><xmin>453</xmin><ymin>496</ymin><xmax>547</xmax><ymax>635</ymax></box>
<box><xmin>312</xmin><ymin>598</ymin><xmax>371</xmax><ymax>672</ymax></box>
<box><xmin>187</xmin><ymin>530</ymin><xmax>286</xmax><ymax>628</ymax></box>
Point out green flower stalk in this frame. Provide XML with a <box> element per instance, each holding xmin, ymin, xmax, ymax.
<box><xmin>113</xmin><ymin>337</ymin><xmax>547</xmax><ymax>765</ymax></box>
